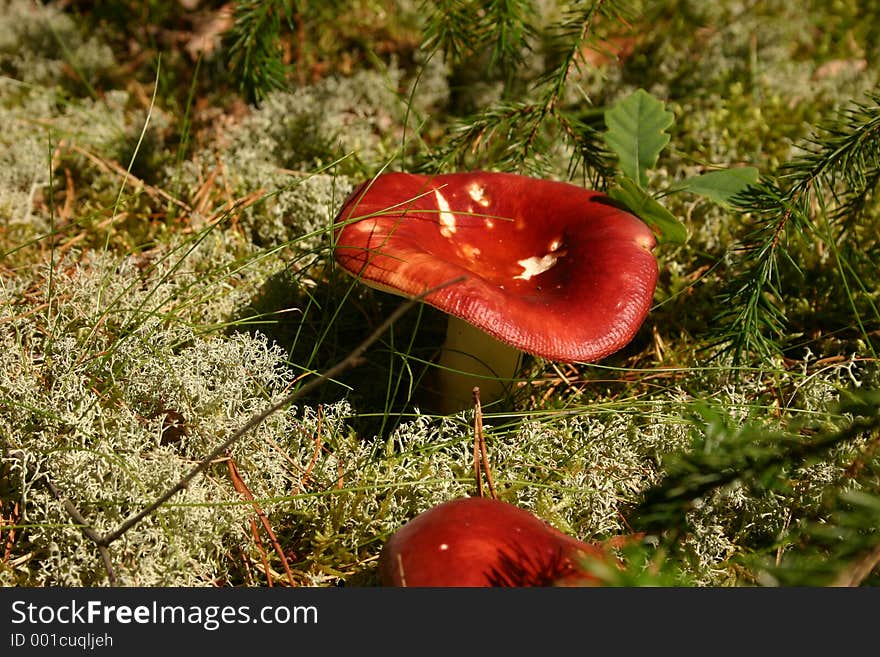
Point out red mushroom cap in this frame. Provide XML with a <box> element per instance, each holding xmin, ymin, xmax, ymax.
<box><xmin>333</xmin><ymin>171</ymin><xmax>658</xmax><ymax>362</ymax></box>
<box><xmin>379</xmin><ymin>497</ymin><xmax>607</xmax><ymax>587</ymax></box>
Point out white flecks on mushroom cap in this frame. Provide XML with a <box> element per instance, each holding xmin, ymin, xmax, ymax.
<box><xmin>353</xmin><ymin>220</ymin><xmax>376</xmax><ymax>234</ymax></box>
<box><xmin>515</xmin><ymin>254</ymin><xmax>559</xmax><ymax>281</ymax></box>
<box><xmin>458</xmin><ymin>243</ymin><xmax>481</xmax><ymax>262</ymax></box>
<box><xmin>512</xmin><ymin>237</ymin><xmax>567</xmax><ymax>281</ymax></box>
<box><xmin>467</xmin><ymin>181</ymin><xmax>491</xmax><ymax>207</ymax></box>
<box><xmin>333</xmin><ymin>171</ymin><xmax>660</xmax><ymax>364</ymax></box>
<box><xmin>635</xmin><ymin>233</ymin><xmax>655</xmax><ymax>251</ymax></box>
<box><xmin>434</xmin><ymin>189</ymin><xmax>457</xmax><ymax>237</ymax></box>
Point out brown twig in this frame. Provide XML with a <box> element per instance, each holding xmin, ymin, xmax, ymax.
<box><xmin>472</xmin><ymin>386</ymin><xmax>483</xmax><ymax>498</ymax></box>
<box><xmin>225</xmin><ymin>455</ymin><xmax>273</xmax><ymax>587</ymax></box>
<box><xmin>104</xmin><ymin>279</ymin><xmax>464</xmax><ymax>546</ymax></box>
<box><xmin>472</xmin><ymin>387</ymin><xmax>497</xmax><ymax>500</ymax></box>
<box><xmin>247</xmin><ymin>514</ymin><xmax>273</xmax><ymax>586</ymax></box>
<box><xmin>227</xmin><ymin>457</ymin><xmax>296</xmax><ymax>587</ymax></box>
<box><xmin>41</xmin><ymin>475</ymin><xmax>118</xmax><ymax>585</ymax></box>
<box><xmin>1</xmin><ymin>500</ymin><xmax>20</xmax><ymax>564</ymax></box>
<box><xmin>192</xmin><ymin>161</ymin><xmax>220</xmax><ymax>216</ymax></box>
<box><xmin>830</xmin><ymin>544</ymin><xmax>880</xmax><ymax>587</ymax></box>
<box><xmin>69</xmin><ymin>144</ymin><xmax>192</xmax><ymax>213</ymax></box>
<box><xmin>27</xmin><ymin>276</ymin><xmax>466</xmax><ymax>587</ymax></box>
<box><xmin>59</xmin><ymin>166</ymin><xmax>76</xmax><ymax>225</ymax></box>
<box><xmin>287</xmin><ymin>417</ymin><xmax>324</xmax><ymax>496</ymax></box>
<box><xmin>203</xmin><ymin>188</ymin><xmax>267</xmax><ymax>229</ymax></box>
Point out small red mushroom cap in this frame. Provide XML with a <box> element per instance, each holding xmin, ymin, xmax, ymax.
<box><xmin>379</xmin><ymin>497</ymin><xmax>607</xmax><ymax>587</ymax></box>
<box><xmin>333</xmin><ymin>171</ymin><xmax>658</xmax><ymax>363</ymax></box>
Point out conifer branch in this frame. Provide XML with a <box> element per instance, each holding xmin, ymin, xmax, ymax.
<box><xmin>421</xmin><ymin>0</ymin><xmax>536</xmax><ymax>75</ymax></box>
<box><xmin>632</xmin><ymin>391</ymin><xmax>880</xmax><ymax>537</ymax></box>
<box><xmin>225</xmin><ymin>0</ymin><xmax>294</xmax><ymax>103</ymax></box>
<box><xmin>714</xmin><ymin>92</ymin><xmax>880</xmax><ymax>363</ymax></box>
<box><xmin>419</xmin><ymin>0</ymin><xmax>634</xmax><ymax>180</ymax></box>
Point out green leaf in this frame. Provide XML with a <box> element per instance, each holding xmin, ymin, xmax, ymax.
<box><xmin>603</xmin><ymin>89</ymin><xmax>674</xmax><ymax>188</ymax></box>
<box><xmin>609</xmin><ymin>176</ymin><xmax>688</xmax><ymax>244</ymax></box>
<box><xmin>673</xmin><ymin>167</ymin><xmax>760</xmax><ymax>205</ymax></box>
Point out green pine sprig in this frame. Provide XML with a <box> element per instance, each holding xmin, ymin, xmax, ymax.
<box><xmin>631</xmin><ymin>390</ymin><xmax>880</xmax><ymax>554</ymax></box>
<box><xmin>421</xmin><ymin>0</ymin><xmax>537</xmax><ymax>76</ymax></box>
<box><xmin>714</xmin><ymin>92</ymin><xmax>880</xmax><ymax>364</ymax></box>
<box><xmin>224</xmin><ymin>0</ymin><xmax>296</xmax><ymax>104</ymax></box>
<box><xmin>417</xmin><ymin>0</ymin><xmax>635</xmax><ymax>183</ymax></box>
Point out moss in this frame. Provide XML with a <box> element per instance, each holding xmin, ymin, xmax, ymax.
<box><xmin>0</xmin><ymin>0</ymin><xmax>116</xmax><ymax>92</ymax></box>
<box><xmin>1</xmin><ymin>0</ymin><xmax>878</xmax><ymax>587</ymax></box>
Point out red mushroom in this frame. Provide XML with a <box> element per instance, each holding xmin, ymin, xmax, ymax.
<box><xmin>379</xmin><ymin>497</ymin><xmax>608</xmax><ymax>587</ymax></box>
<box><xmin>333</xmin><ymin>171</ymin><xmax>658</xmax><ymax>412</ymax></box>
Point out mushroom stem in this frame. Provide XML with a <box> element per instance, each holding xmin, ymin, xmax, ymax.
<box><xmin>434</xmin><ymin>315</ymin><xmax>523</xmax><ymax>414</ymax></box>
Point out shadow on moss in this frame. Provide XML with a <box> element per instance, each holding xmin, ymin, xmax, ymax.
<box><xmin>229</xmin><ymin>266</ymin><xmax>450</xmax><ymax>437</ymax></box>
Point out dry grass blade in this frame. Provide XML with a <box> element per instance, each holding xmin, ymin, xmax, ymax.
<box><xmin>227</xmin><ymin>457</ymin><xmax>296</xmax><ymax>587</ymax></box>
<box><xmin>69</xmin><ymin>144</ymin><xmax>192</xmax><ymax>213</ymax></box>
<box><xmin>830</xmin><ymin>544</ymin><xmax>880</xmax><ymax>587</ymax></box>
<box><xmin>1</xmin><ymin>500</ymin><xmax>21</xmax><ymax>564</ymax></box>
<box><xmin>472</xmin><ymin>387</ymin><xmax>497</xmax><ymax>500</ymax></box>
